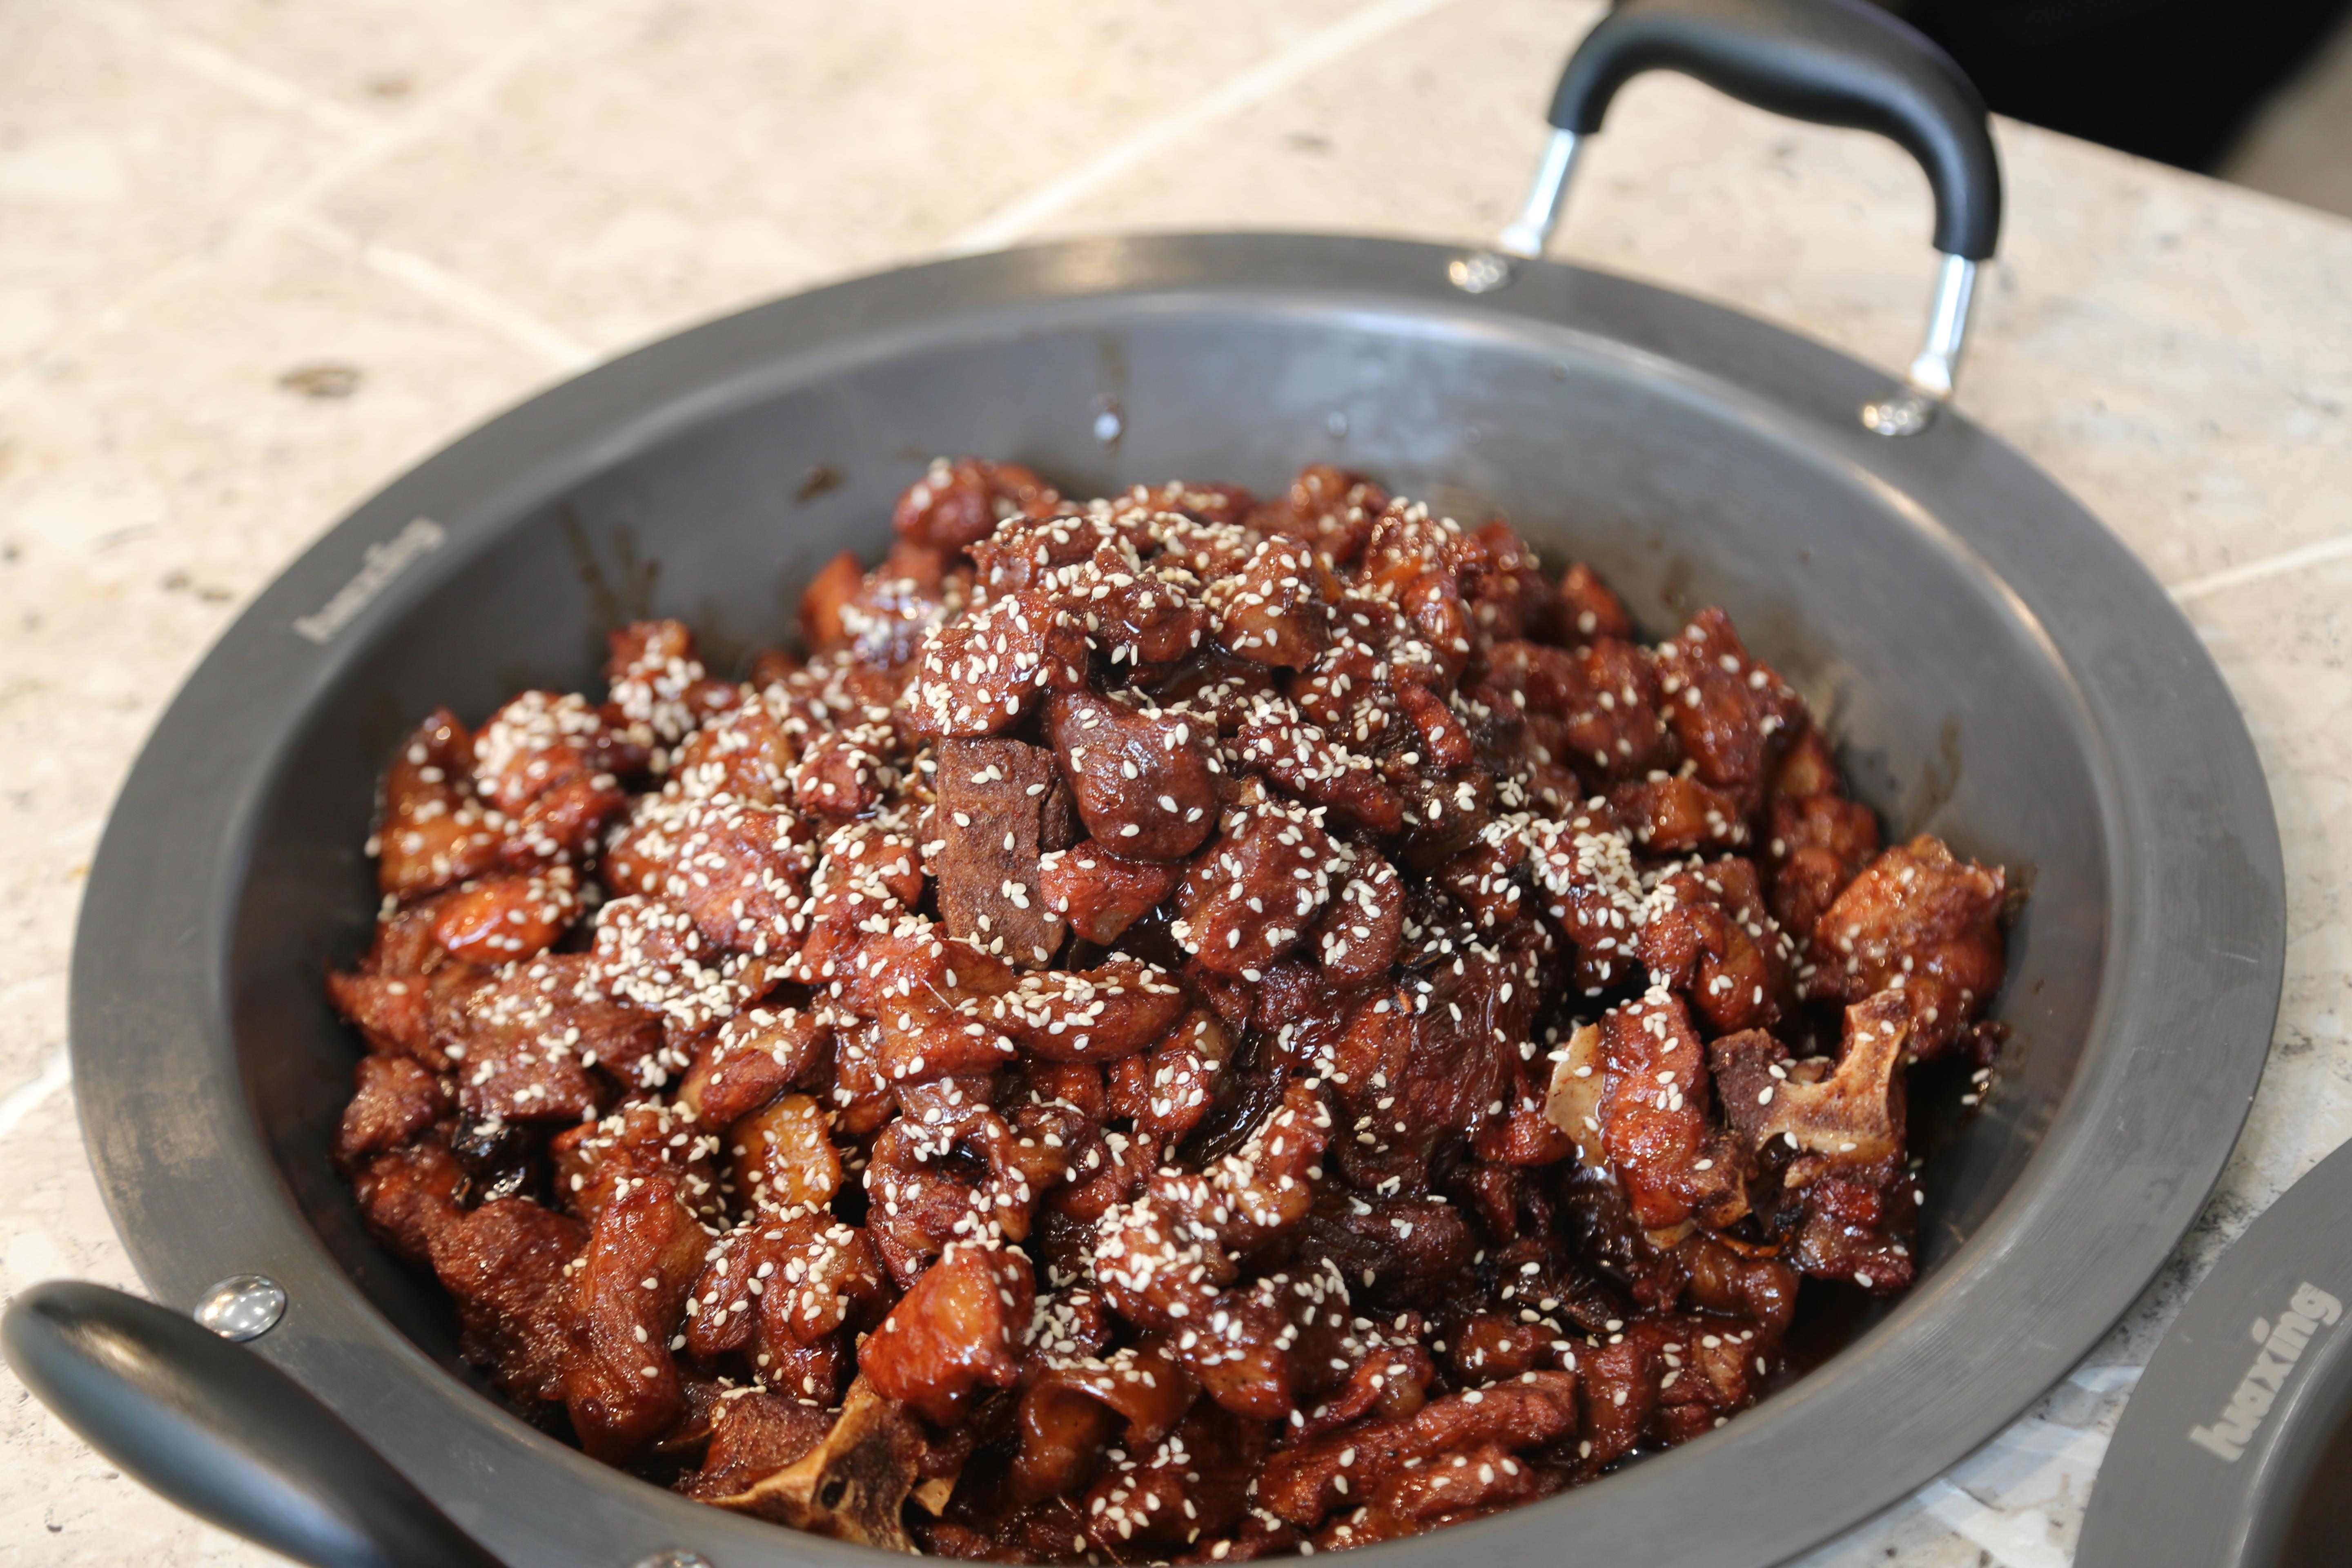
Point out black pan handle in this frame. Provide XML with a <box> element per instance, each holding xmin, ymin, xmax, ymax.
<box><xmin>1547</xmin><ymin>0</ymin><xmax>1998</xmax><ymax>260</ymax></box>
<box><xmin>1466</xmin><ymin>0</ymin><xmax>2003</xmax><ymax>436</ymax></box>
<box><xmin>2</xmin><ymin>1280</ymin><xmax>504</xmax><ymax>1568</ymax></box>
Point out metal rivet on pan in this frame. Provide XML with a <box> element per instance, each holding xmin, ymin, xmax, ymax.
<box><xmin>633</xmin><ymin>1554</ymin><xmax>715</xmax><ymax>1568</ymax></box>
<box><xmin>1859</xmin><ymin>389</ymin><xmax>1936</xmax><ymax>437</ymax></box>
<box><xmin>192</xmin><ymin>1274</ymin><xmax>287</xmax><ymax>1342</ymax></box>
<box><xmin>1447</xmin><ymin>251</ymin><xmax>1514</xmax><ymax>294</ymax></box>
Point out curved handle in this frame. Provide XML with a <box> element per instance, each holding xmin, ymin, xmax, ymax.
<box><xmin>2</xmin><ymin>1280</ymin><xmax>503</xmax><ymax>1568</ymax></box>
<box><xmin>1469</xmin><ymin>0</ymin><xmax>2005</xmax><ymax>436</ymax></box>
<box><xmin>1548</xmin><ymin>0</ymin><xmax>1999</xmax><ymax>260</ymax></box>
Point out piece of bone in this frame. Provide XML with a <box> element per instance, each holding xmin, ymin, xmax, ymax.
<box><xmin>707</xmin><ymin>1376</ymin><xmax>922</xmax><ymax>1552</ymax></box>
<box><xmin>1711</xmin><ymin>989</ymin><xmax>1910</xmax><ymax>1183</ymax></box>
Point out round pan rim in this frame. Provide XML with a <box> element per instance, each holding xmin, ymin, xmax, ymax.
<box><xmin>69</xmin><ymin>232</ymin><xmax>2285</xmax><ymax>1568</ymax></box>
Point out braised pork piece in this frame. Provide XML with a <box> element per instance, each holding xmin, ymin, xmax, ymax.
<box><xmin>330</xmin><ymin>459</ymin><xmax>2011</xmax><ymax>1559</ymax></box>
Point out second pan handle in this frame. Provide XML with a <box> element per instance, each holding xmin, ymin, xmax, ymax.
<box><xmin>2</xmin><ymin>1279</ymin><xmax>504</xmax><ymax>1568</ymax></box>
<box><xmin>1470</xmin><ymin>0</ymin><xmax>2005</xmax><ymax>436</ymax></box>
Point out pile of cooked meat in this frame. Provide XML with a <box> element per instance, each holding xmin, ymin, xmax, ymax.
<box><xmin>327</xmin><ymin>458</ymin><xmax>2011</xmax><ymax>1559</ymax></box>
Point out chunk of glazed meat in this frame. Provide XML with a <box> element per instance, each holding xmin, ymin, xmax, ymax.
<box><xmin>375</xmin><ymin>709</ymin><xmax>500</xmax><ymax>898</ymax></box>
<box><xmin>1047</xmin><ymin>690</ymin><xmax>1217</xmax><ymax>862</ymax></box>
<box><xmin>1258</xmin><ymin>1372</ymin><xmax>1579</xmax><ymax>1529</ymax></box>
<box><xmin>904</xmin><ymin>589</ymin><xmax>1089</xmax><ymax>739</ymax></box>
<box><xmin>562</xmin><ymin>1164</ymin><xmax>711</xmax><ymax>1462</ymax></box>
<box><xmin>1038</xmin><ymin>846</ymin><xmax>1182</xmax><ymax>945</ymax></box>
<box><xmin>334</xmin><ymin>1053</ymin><xmax>450</xmax><ymax>1174</ymax></box>
<box><xmin>1636</xmin><ymin>857</ymin><xmax>1795</xmax><ymax>1034</ymax></box>
<box><xmin>1805</xmin><ymin>834</ymin><xmax>2007</xmax><ymax>1059</ymax></box>
<box><xmin>428</xmin><ymin>1198</ymin><xmax>585</xmax><ymax>1406</ymax></box>
<box><xmin>1210</xmin><ymin>534</ymin><xmax>1335</xmax><ymax>667</ymax></box>
<box><xmin>328</xmin><ymin>463</ymin><xmax>2016</xmax><ymax>1561</ymax></box>
<box><xmin>1172</xmin><ymin>796</ymin><xmax>1339</xmax><ymax>980</ymax></box>
<box><xmin>860</xmin><ymin>1241</ymin><xmax>1036</xmax><ymax>1425</ymax></box>
<box><xmin>1596</xmin><ymin>991</ymin><xmax>1748</xmax><ymax>1230</ymax></box>
<box><xmin>1760</xmin><ymin>724</ymin><xmax>1881</xmax><ymax>940</ymax></box>
<box><xmin>894</xmin><ymin>456</ymin><xmax>1060</xmax><ymax>552</ymax></box>
<box><xmin>1651</xmin><ymin>608</ymin><xmax>1804</xmax><ymax>813</ymax></box>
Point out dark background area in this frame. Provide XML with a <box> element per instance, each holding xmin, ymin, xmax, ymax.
<box><xmin>1895</xmin><ymin>0</ymin><xmax>2352</xmax><ymax>173</ymax></box>
<box><xmin>1867</xmin><ymin>0</ymin><xmax>2352</xmax><ymax>221</ymax></box>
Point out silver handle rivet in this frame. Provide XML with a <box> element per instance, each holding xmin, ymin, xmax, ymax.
<box><xmin>633</xmin><ymin>1554</ymin><xmax>715</xmax><ymax>1568</ymax></box>
<box><xmin>1448</xmin><ymin>251</ymin><xmax>1515</xmax><ymax>294</ymax></box>
<box><xmin>192</xmin><ymin>1274</ymin><xmax>287</xmax><ymax>1342</ymax></box>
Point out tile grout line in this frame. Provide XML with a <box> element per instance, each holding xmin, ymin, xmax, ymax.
<box><xmin>69</xmin><ymin>0</ymin><xmax>380</xmax><ymax>140</ymax></box>
<box><xmin>0</xmin><ymin>1046</ymin><xmax>71</xmax><ymax>1146</ymax></box>
<box><xmin>282</xmin><ymin>212</ymin><xmax>595</xmax><ymax>370</ymax></box>
<box><xmin>2170</xmin><ymin>531</ymin><xmax>2352</xmax><ymax>603</ymax></box>
<box><xmin>944</xmin><ymin>0</ymin><xmax>1465</xmax><ymax>255</ymax></box>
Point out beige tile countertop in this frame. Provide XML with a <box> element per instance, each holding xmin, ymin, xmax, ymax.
<box><xmin>3</xmin><ymin>0</ymin><xmax>2349</xmax><ymax>1564</ymax></box>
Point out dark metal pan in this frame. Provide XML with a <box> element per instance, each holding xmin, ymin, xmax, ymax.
<box><xmin>11</xmin><ymin>1</ymin><xmax>2283</xmax><ymax>1565</ymax></box>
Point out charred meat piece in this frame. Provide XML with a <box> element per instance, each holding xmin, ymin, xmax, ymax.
<box><xmin>934</xmin><ymin>737</ymin><xmax>1074</xmax><ymax>966</ymax></box>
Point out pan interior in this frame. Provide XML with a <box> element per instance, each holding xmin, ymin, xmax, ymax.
<box><xmin>228</xmin><ymin>296</ymin><xmax>2106</xmax><ymax>1454</ymax></box>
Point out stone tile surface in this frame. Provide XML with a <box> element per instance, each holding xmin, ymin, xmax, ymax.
<box><xmin>315</xmin><ymin>0</ymin><xmax>1374</xmax><ymax>353</ymax></box>
<box><xmin>0</xmin><ymin>0</ymin><xmax>350</xmax><ymax>381</ymax></box>
<box><xmin>2</xmin><ymin>1</ymin><xmax>2350</xmax><ymax>1565</ymax></box>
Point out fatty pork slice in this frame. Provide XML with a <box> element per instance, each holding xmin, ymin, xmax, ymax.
<box><xmin>934</xmin><ymin>736</ymin><xmax>1075</xmax><ymax>965</ymax></box>
<box><xmin>562</xmin><ymin>1161</ymin><xmax>712</xmax><ymax>1462</ymax></box>
<box><xmin>859</xmin><ymin>1240</ymin><xmax>1037</xmax><ymax>1425</ymax></box>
